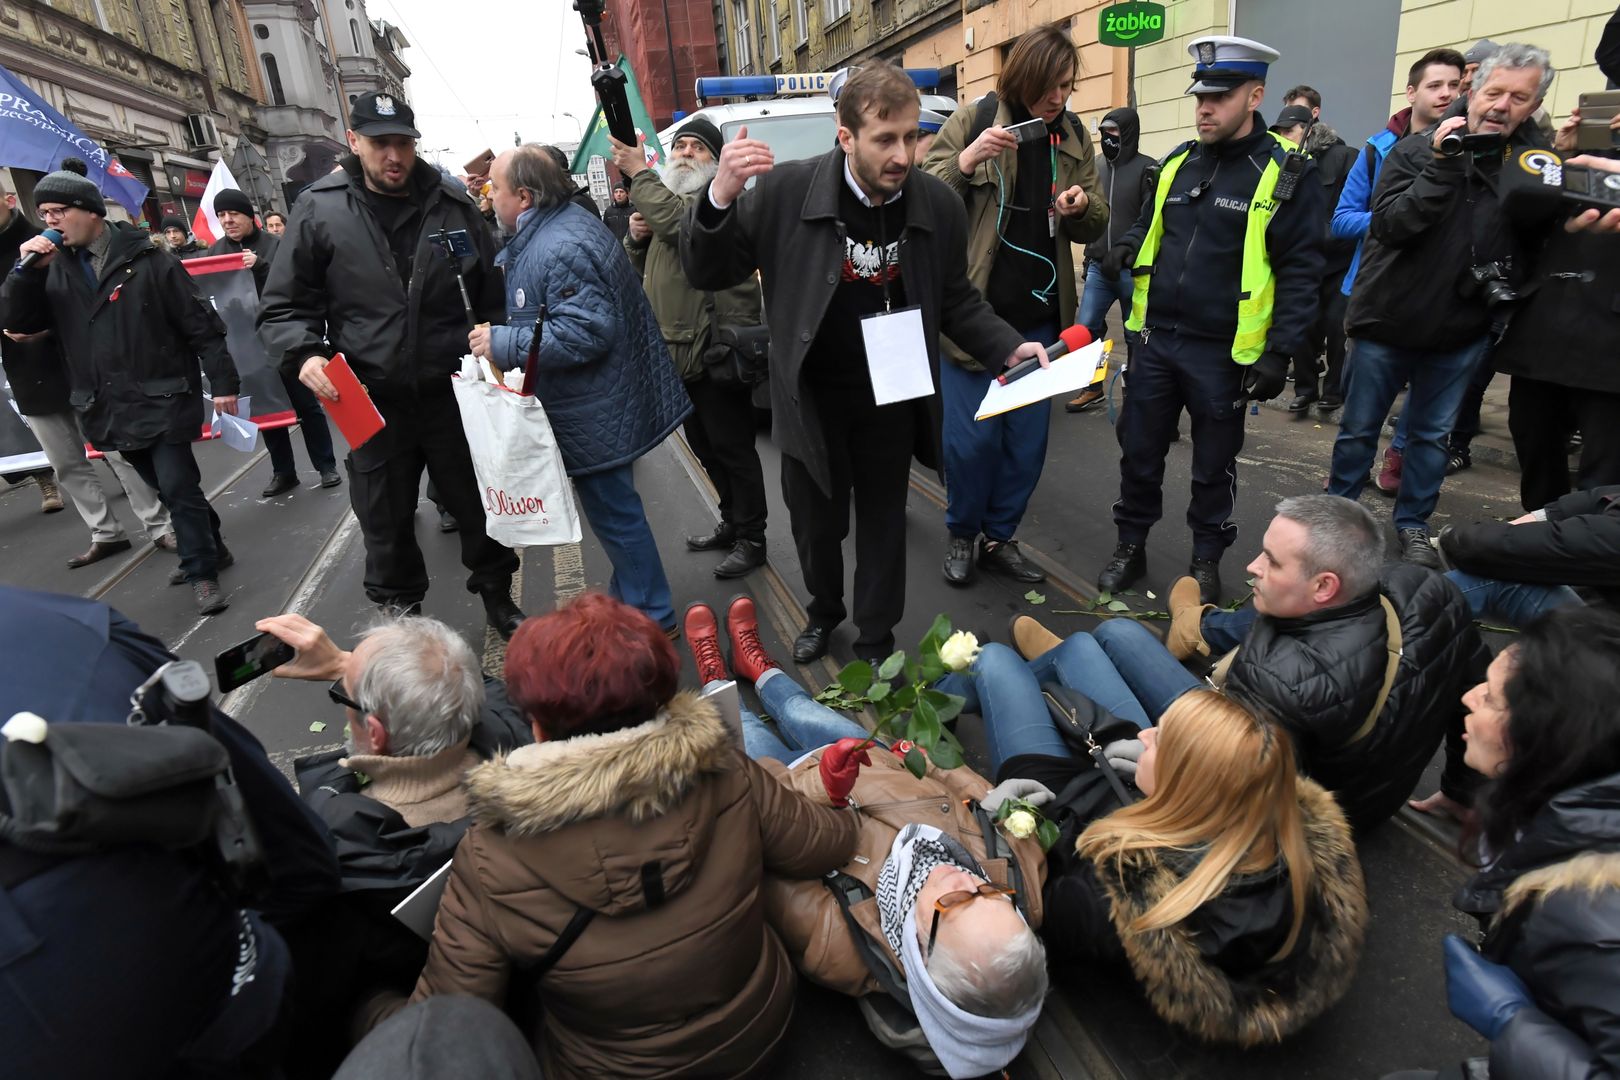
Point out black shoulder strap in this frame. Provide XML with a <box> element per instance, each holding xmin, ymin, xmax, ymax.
<box><xmin>972</xmin><ymin>803</ymin><xmax>1032</xmax><ymax>922</ymax></box>
<box><xmin>528</xmin><ymin>905</ymin><xmax>597</xmax><ymax>979</ymax></box>
<box><xmin>968</xmin><ymin>92</ymin><xmax>1000</xmax><ymax>149</ymax></box>
<box><xmin>1364</xmin><ymin>142</ymin><xmax>1379</xmax><ymax>186</ymax></box>
<box><xmin>824</xmin><ymin>872</ymin><xmax>914</xmax><ymax>1008</ymax></box>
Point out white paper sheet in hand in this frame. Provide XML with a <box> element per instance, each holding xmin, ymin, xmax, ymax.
<box><xmin>214</xmin><ymin>411</ymin><xmax>259</xmax><ymax>453</ymax></box>
<box><xmin>861</xmin><ymin>307</ymin><xmax>934</xmax><ymax>405</ymax></box>
<box><xmin>975</xmin><ymin>340</ymin><xmax>1110</xmax><ymax>421</ymax></box>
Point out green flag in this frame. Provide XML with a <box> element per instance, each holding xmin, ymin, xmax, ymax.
<box><xmin>570</xmin><ymin>57</ymin><xmax>666</xmax><ymax>174</ymax></box>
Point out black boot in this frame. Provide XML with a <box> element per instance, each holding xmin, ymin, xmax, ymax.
<box><xmin>686</xmin><ymin>522</ymin><xmax>736</xmax><ymax>552</ymax></box>
<box><xmin>1189</xmin><ymin>557</ymin><xmax>1222</xmax><ymax>605</ymax></box>
<box><xmin>481</xmin><ymin>587</ymin><xmax>527</xmax><ymax>641</ymax></box>
<box><xmin>713</xmin><ymin>538</ymin><xmax>766</xmax><ymax>579</ymax></box>
<box><xmin>978</xmin><ymin>539</ymin><xmax>1046</xmax><ymax>583</ymax></box>
<box><xmin>1097</xmin><ymin>543</ymin><xmax>1145</xmax><ymax>594</ymax></box>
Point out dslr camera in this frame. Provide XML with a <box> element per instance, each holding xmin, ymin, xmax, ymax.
<box><xmin>1468</xmin><ymin>260</ymin><xmax>1519</xmax><ymax>343</ymax></box>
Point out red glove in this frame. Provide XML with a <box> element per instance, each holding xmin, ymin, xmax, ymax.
<box><xmin>819</xmin><ymin>738</ymin><xmax>872</xmax><ymax>807</ymax></box>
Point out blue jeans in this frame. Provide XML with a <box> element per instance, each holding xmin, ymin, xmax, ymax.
<box><xmin>1329</xmin><ymin>337</ymin><xmax>1488</xmax><ymax>531</ymax></box>
<box><xmin>571</xmin><ymin>462</ymin><xmax>675</xmax><ymax>630</ymax></box>
<box><xmin>730</xmin><ymin>671</ymin><xmax>871</xmax><ymax>764</ymax></box>
<box><xmin>1077</xmin><ymin>262</ymin><xmax>1139</xmax><ymax>345</ymax></box>
<box><xmin>1202</xmin><ymin>606</ymin><xmax>1257</xmax><ymax>653</ymax></box>
<box><xmin>1444</xmin><ymin>570</ymin><xmax>1580</xmax><ymax>627</ymax></box>
<box><xmin>944</xmin><ymin>624</ymin><xmax>1200</xmax><ymax>774</ymax></box>
<box><xmin>941</xmin><ymin>318</ymin><xmax>1056</xmax><ymax>542</ymax></box>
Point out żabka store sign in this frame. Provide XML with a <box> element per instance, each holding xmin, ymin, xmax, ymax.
<box><xmin>1098</xmin><ymin>2</ymin><xmax>1167</xmax><ymax>48</ymax></box>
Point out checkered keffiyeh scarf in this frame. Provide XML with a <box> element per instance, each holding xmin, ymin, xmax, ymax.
<box><xmin>874</xmin><ymin>823</ymin><xmax>984</xmax><ymax>956</ymax></box>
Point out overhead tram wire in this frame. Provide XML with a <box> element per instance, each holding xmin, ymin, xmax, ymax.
<box><xmin>369</xmin><ymin>0</ymin><xmax>494</xmax><ymax>146</ymax></box>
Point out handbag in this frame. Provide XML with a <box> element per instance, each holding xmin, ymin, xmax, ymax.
<box><xmin>1040</xmin><ymin>683</ymin><xmax>1140</xmax><ymax>809</ymax></box>
<box><xmin>700</xmin><ymin>292</ymin><xmax>769</xmax><ymax>387</ymax></box>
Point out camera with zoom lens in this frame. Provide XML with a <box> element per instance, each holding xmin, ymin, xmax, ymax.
<box><xmin>1469</xmin><ymin>261</ymin><xmax>1519</xmax><ymax>308</ymax></box>
<box><xmin>1439</xmin><ymin>130</ymin><xmax>1505</xmax><ymax>157</ymax></box>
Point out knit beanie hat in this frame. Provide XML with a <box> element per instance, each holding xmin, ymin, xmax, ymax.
<box><xmin>160</xmin><ymin>215</ymin><xmax>188</xmax><ymax>232</ymax></box>
<box><xmin>213</xmin><ymin>188</ymin><xmax>255</xmax><ymax>217</ymax></box>
<box><xmin>673</xmin><ymin>117</ymin><xmax>723</xmax><ymax>161</ymax></box>
<box><xmin>33</xmin><ymin>170</ymin><xmax>105</xmax><ymax>217</ymax></box>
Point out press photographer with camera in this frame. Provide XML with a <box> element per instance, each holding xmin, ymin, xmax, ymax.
<box><xmin>1328</xmin><ymin>43</ymin><xmax>1553</xmax><ymax>566</ymax></box>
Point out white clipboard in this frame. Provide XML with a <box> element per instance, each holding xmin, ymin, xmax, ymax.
<box><xmin>975</xmin><ymin>340</ymin><xmax>1111</xmax><ymax>420</ymax></box>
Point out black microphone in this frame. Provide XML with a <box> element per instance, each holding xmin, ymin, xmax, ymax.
<box><xmin>15</xmin><ymin>228</ymin><xmax>62</xmax><ymax>272</ymax></box>
<box><xmin>998</xmin><ymin>325</ymin><xmax>1094</xmax><ymax>385</ymax></box>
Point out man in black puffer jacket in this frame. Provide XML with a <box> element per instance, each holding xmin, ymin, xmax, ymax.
<box><xmin>1167</xmin><ymin>494</ymin><xmax>1489</xmax><ymax>829</ymax></box>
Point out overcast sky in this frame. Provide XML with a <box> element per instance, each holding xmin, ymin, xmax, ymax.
<box><xmin>368</xmin><ymin>0</ymin><xmax>602</xmax><ymax>170</ymax></box>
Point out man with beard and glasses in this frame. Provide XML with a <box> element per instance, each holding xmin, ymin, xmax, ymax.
<box><xmin>259</xmin><ymin>92</ymin><xmax>525</xmax><ymax>639</ymax></box>
<box><xmin>614</xmin><ymin>120</ymin><xmax>770</xmax><ymax>579</ymax></box>
<box><xmin>682</xmin><ymin>62</ymin><xmax>1047</xmax><ymax>664</ymax></box>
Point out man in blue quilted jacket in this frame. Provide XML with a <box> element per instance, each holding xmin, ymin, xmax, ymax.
<box><xmin>470</xmin><ymin>144</ymin><xmax>692</xmax><ymax>634</ymax></box>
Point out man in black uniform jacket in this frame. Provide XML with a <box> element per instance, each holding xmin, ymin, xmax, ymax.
<box><xmin>259</xmin><ymin>92</ymin><xmax>525</xmax><ymax>637</ymax></box>
<box><xmin>682</xmin><ymin>62</ymin><xmax>1047</xmax><ymax>664</ymax></box>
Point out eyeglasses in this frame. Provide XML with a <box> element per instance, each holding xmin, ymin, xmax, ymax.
<box><xmin>327</xmin><ymin>678</ymin><xmax>365</xmax><ymax>713</ymax></box>
<box><xmin>926</xmin><ymin>882</ymin><xmax>1016</xmax><ymax>957</ymax></box>
<box><xmin>37</xmin><ymin>207</ymin><xmax>72</xmax><ymax>221</ymax></box>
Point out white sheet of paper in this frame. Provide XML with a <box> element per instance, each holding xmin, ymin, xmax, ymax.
<box><xmin>975</xmin><ymin>340</ymin><xmax>1111</xmax><ymax>421</ymax></box>
<box><xmin>860</xmin><ymin>307</ymin><xmax>934</xmax><ymax>406</ymax></box>
<box><xmin>391</xmin><ymin>859</ymin><xmax>454</xmax><ymax>941</ymax></box>
<box><xmin>702</xmin><ymin>679</ymin><xmax>743</xmax><ymax>747</ymax></box>
<box><xmin>215</xmin><ymin>411</ymin><xmax>259</xmax><ymax>453</ymax></box>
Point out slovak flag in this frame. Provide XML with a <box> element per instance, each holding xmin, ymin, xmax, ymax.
<box><xmin>190</xmin><ymin>160</ymin><xmax>244</xmax><ymax>246</ymax></box>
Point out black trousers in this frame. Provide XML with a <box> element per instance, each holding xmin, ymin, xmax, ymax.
<box><xmin>780</xmin><ymin>385</ymin><xmax>915</xmax><ymax>658</ymax></box>
<box><xmin>263</xmin><ymin>371</ymin><xmax>338</xmax><ymax>478</ymax></box>
<box><xmin>123</xmin><ymin>439</ymin><xmax>225</xmax><ymax>583</ymax></box>
<box><xmin>1447</xmin><ymin>345</ymin><xmax>1498</xmax><ymax>453</ymax></box>
<box><xmin>347</xmin><ymin>387</ymin><xmax>519</xmax><ymax>606</ymax></box>
<box><xmin>1114</xmin><ymin>329</ymin><xmax>1247</xmax><ymax>557</ymax></box>
<box><xmin>684</xmin><ymin>375</ymin><xmax>767</xmax><ymax>542</ymax></box>
<box><xmin>1290</xmin><ymin>278</ymin><xmax>1348</xmax><ymax>398</ymax></box>
<box><xmin>1508</xmin><ymin>375</ymin><xmax>1620</xmax><ymax>511</ymax></box>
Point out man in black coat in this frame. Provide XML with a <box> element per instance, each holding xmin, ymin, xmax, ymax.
<box><xmin>0</xmin><ymin>179</ymin><xmax>174</xmax><ymax>561</ymax></box>
<box><xmin>258</xmin><ymin>92</ymin><xmax>523</xmax><ymax>637</ymax></box>
<box><xmin>0</xmin><ymin>585</ymin><xmax>340</xmax><ymax>1079</ymax></box>
<box><xmin>601</xmin><ymin>179</ymin><xmax>634</xmax><ymax>241</ymax></box>
<box><xmin>1165</xmin><ymin>494</ymin><xmax>1488</xmax><ymax>830</ymax></box>
<box><xmin>208</xmin><ymin>188</ymin><xmax>340</xmax><ymax>499</ymax></box>
<box><xmin>1330</xmin><ymin>45</ymin><xmax>1553</xmax><ymax>567</ymax></box>
<box><xmin>5</xmin><ymin>169</ymin><xmax>242</xmax><ymax>614</ymax></box>
<box><xmin>681</xmin><ymin>62</ymin><xmax>1044</xmax><ymax>664</ymax></box>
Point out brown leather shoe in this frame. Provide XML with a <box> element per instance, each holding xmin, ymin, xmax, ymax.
<box><xmin>1009</xmin><ymin>614</ymin><xmax>1062</xmax><ymax>661</ymax></box>
<box><xmin>66</xmin><ymin>538</ymin><xmax>132</xmax><ymax>568</ymax></box>
<box><xmin>1166</xmin><ymin>576</ymin><xmax>1214</xmax><ymax>661</ymax></box>
<box><xmin>1065</xmin><ymin>387</ymin><xmax>1104</xmax><ymax>413</ymax></box>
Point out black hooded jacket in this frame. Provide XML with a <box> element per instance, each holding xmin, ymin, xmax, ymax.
<box><xmin>1</xmin><ymin>221</ymin><xmax>239</xmax><ymax>451</ymax></box>
<box><xmin>1452</xmin><ymin>771</ymin><xmax>1620</xmax><ymax>1077</ymax></box>
<box><xmin>1226</xmin><ymin>563</ymin><xmax>1490</xmax><ymax>830</ymax></box>
<box><xmin>0</xmin><ymin>210</ymin><xmax>69</xmax><ymax>415</ymax></box>
<box><xmin>208</xmin><ymin>225</ymin><xmax>279</xmax><ymax>296</ymax></box>
<box><xmin>1084</xmin><ymin>107</ymin><xmax>1155</xmax><ymax>264</ymax></box>
<box><xmin>258</xmin><ymin>156</ymin><xmax>504</xmax><ymax>394</ymax></box>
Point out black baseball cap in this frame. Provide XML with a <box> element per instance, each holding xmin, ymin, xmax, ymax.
<box><xmin>350</xmin><ymin>91</ymin><xmax>420</xmax><ymax>138</ymax></box>
<box><xmin>1270</xmin><ymin>105</ymin><xmax>1315</xmax><ymax>132</ymax></box>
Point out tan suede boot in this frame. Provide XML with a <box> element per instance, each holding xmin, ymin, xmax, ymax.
<box><xmin>1009</xmin><ymin>615</ymin><xmax>1063</xmax><ymax>661</ymax></box>
<box><xmin>1166</xmin><ymin>576</ymin><xmax>1214</xmax><ymax>661</ymax></box>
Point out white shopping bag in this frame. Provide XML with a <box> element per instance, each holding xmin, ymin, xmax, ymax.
<box><xmin>451</xmin><ymin>357</ymin><xmax>582</xmax><ymax>547</ymax></box>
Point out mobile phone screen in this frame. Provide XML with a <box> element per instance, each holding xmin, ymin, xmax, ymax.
<box><xmin>1007</xmin><ymin>118</ymin><xmax>1047</xmax><ymax>145</ymax></box>
<box><xmin>215</xmin><ymin>631</ymin><xmax>296</xmax><ymax>693</ymax></box>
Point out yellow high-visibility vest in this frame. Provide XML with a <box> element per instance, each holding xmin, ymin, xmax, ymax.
<box><xmin>1125</xmin><ymin>132</ymin><xmax>1291</xmax><ymax>365</ymax></box>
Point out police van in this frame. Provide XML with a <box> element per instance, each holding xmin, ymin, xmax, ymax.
<box><xmin>658</xmin><ymin>70</ymin><xmax>955</xmax><ymax>170</ymax></box>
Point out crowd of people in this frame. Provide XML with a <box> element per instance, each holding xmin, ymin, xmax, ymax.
<box><xmin>2</xmin><ymin>9</ymin><xmax>1619</xmax><ymax>1080</ymax></box>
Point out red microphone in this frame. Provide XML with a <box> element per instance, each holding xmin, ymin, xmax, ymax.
<box><xmin>997</xmin><ymin>325</ymin><xmax>1093</xmax><ymax>385</ymax></box>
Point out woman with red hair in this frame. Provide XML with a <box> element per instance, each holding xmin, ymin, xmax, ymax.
<box><xmin>385</xmin><ymin>592</ymin><xmax>857</xmax><ymax>1079</ymax></box>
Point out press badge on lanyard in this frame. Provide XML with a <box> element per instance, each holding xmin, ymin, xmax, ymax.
<box><xmin>1047</xmin><ymin>133</ymin><xmax>1059</xmax><ymax>238</ymax></box>
<box><xmin>858</xmin><ymin>238</ymin><xmax>932</xmax><ymax>405</ymax></box>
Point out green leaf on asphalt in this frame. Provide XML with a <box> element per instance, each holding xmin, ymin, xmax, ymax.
<box><xmin>837</xmin><ymin>661</ymin><xmax>873</xmax><ymax>695</ymax></box>
<box><xmin>877</xmin><ymin>651</ymin><xmax>906</xmax><ymax>681</ymax></box>
<box><xmin>1024</xmin><ymin>590</ymin><xmax>1046</xmax><ymax>605</ymax></box>
<box><xmin>1097</xmin><ymin>591</ymin><xmax>1113</xmax><ymax>604</ymax></box>
<box><xmin>903</xmin><ymin>747</ymin><xmax>927</xmax><ymax>779</ymax></box>
<box><xmin>309</xmin><ymin>720</ymin><xmax>326</xmax><ymax>733</ymax></box>
<box><xmin>1107</xmin><ymin>599</ymin><xmax>1130</xmax><ymax>612</ymax></box>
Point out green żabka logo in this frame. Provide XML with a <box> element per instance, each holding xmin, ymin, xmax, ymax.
<box><xmin>1098</xmin><ymin>2</ymin><xmax>1167</xmax><ymax>47</ymax></box>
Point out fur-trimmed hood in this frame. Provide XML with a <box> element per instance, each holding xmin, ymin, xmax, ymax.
<box><xmin>1094</xmin><ymin>779</ymin><xmax>1368</xmax><ymax>1047</ymax></box>
<box><xmin>465</xmin><ymin>690</ymin><xmax>732</xmax><ymax>836</ymax></box>
<box><xmin>1501</xmin><ymin>849</ymin><xmax>1620</xmax><ymax>918</ymax></box>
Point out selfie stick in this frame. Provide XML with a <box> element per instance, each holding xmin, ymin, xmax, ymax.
<box><xmin>575</xmin><ymin>0</ymin><xmax>637</xmax><ymax>145</ymax></box>
<box><xmin>430</xmin><ymin>229</ymin><xmax>478</xmax><ymax>330</ymax></box>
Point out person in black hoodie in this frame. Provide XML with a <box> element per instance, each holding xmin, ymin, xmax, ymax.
<box><xmin>1389</xmin><ymin>607</ymin><xmax>1620</xmax><ymax>1080</ymax></box>
<box><xmin>1070</xmin><ymin>106</ymin><xmax>1153</xmax><ymax>413</ymax></box>
<box><xmin>208</xmin><ymin>188</ymin><xmax>341</xmax><ymax>500</ymax></box>
<box><xmin>1329</xmin><ymin>44</ymin><xmax>1553</xmax><ymax>568</ymax></box>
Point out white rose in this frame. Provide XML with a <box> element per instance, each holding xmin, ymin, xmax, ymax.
<box><xmin>939</xmin><ymin>630</ymin><xmax>981</xmax><ymax>672</ymax></box>
<box><xmin>1003</xmin><ymin>809</ymin><xmax>1038</xmax><ymax>839</ymax></box>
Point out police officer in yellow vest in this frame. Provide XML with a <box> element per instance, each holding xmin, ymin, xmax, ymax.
<box><xmin>1094</xmin><ymin>36</ymin><xmax>1324</xmax><ymax>605</ymax></box>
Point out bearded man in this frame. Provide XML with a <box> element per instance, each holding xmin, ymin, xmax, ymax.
<box><xmin>613</xmin><ymin>120</ymin><xmax>770</xmax><ymax>580</ymax></box>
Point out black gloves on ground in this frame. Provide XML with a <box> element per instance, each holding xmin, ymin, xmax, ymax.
<box><xmin>1240</xmin><ymin>350</ymin><xmax>1289</xmax><ymax>402</ymax></box>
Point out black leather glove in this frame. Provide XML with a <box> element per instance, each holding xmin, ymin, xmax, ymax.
<box><xmin>1099</xmin><ymin>242</ymin><xmax>1135</xmax><ymax>280</ymax></box>
<box><xmin>1240</xmin><ymin>350</ymin><xmax>1289</xmax><ymax>402</ymax></box>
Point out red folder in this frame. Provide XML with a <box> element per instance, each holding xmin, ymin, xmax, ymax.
<box><xmin>317</xmin><ymin>353</ymin><xmax>386</xmax><ymax>449</ymax></box>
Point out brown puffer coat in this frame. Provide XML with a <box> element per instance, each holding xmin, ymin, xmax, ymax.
<box><xmin>761</xmin><ymin>746</ymin><xmax>1047</xmax><ymax>996</ymax></box>
<box><xmin>408</xmin><ymin>691</ymin><xmax>859</xmax><ymax>1079</ymax></box>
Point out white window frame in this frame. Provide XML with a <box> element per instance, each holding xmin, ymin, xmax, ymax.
<box><xmin>732</xmin><ymin>0</ymin><xmax>754</xmax><ymax>71</ymax></box>
<box><xmin>767</xmin><ymin>0</ymin><xmax>781</xmax><ymax>62</ymax></box>
<box><xmin>824</xmin><ymin>0</ymin><xmax>850</xmax><ymax>24</ymax></box>
<box><xmin>793</xmin><ymin>0</ymin><xmax>808</xmax><ymax>45</ymax></box>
